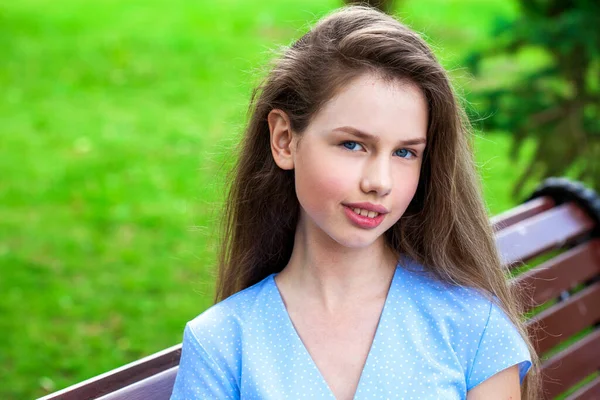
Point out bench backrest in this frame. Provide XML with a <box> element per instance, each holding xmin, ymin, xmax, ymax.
<box><xmin>493</xmin><ymin>197</ymin><xmax>600</xmax><ymax>399</ymax></box>
<box><xmin>41</xmin><ymin>194</ymin><xmax>600</xmax><ymax>400</ymax></box>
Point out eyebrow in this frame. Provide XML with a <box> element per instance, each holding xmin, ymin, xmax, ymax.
<box><xmin>334</xmin><ymin>126</ymin><xmax>427</xmax><ymax>146</ymax></box>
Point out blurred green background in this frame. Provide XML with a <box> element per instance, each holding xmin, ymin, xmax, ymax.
<box><xmin>0</xmin><ymin>0</ymin><xmax>539</xmax><ymax>398</ymax></box>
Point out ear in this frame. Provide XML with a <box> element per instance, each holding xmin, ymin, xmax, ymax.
<box><xmin>268</xmin><ymin>109</ymin><xmax>295</xmax><ymax>170</ymax></box>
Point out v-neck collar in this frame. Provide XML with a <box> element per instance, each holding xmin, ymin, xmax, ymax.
<box><xmin>269</xmin><ymin>264</ymin><xmax>400</xmax><ymax>399</ymax></box>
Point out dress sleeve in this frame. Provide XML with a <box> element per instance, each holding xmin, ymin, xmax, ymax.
<box><xmin>170</xmin><ymin>324</ymin><xmax>239</xmax><ymax>400</ymax></box>
<box><xmin>466</xmin><ymin>300</ymin><xmax>532</xmax><ymax>391</ymax></box>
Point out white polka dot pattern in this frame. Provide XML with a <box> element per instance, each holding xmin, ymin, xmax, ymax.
<box><xmin>170</xmin><ymin>258</ymin><xmax>531</xmax><ymax>399</ymax></box>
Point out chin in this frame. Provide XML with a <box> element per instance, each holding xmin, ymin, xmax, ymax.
<box><xmin>332</xmin><ymin>231</ymin><xmax>384</xmax><ymax>249</ymax></box>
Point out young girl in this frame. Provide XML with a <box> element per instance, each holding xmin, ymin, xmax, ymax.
<box><xmin>171</xmin><ymin>6</ymin><xmax>538</xmax><ymax>400</ymax></box>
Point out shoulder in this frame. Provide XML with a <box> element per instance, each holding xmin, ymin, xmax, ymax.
<box><xmin>395</xmin><ymin>258</ymin><xmax>513</xmax><ymax>356</ymax></box>
<box><xmin>396</xmin><ymin>258</ymin><xmax>531</xmax><ymax>388</ymax></box>
<box><xmin>188</xmin><ymin>274</ymin><xmax>274</xmax><ymax>332</ymax></box>
<box><xmin>396</xmin><ymin>258</ymin><xmax>493</xmax><ymax>323</ymax></box>
<box><xmin>397</xmin><ymin>259</ymin><xmax>524</xmax><ymax>344</ymax></box>
<box><xmin>185</xmin><ymin>274</ymin><xmax>275</xmax><ymax>360</ymax></box>
<box><xmin>172</xmin><ymin>275</ymin><xmax>275</xmax><ymax>396</ymax></box>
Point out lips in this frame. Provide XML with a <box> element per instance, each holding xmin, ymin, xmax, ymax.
<box><xmin>350</xmin><ymin>207</ymin><xmax>380</xmax><ymax>218</ymax></box>
<box><xmin>343</xmin><ymin>202</ymin><xmax>389</xmax><ymax>214</ymax></box>
<box><xmin>343</xmin><ymin>205</ymin><xmax>386</xmax><ymax>229</ymax></box>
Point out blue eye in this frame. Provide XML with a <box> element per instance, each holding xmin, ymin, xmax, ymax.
<box><xmin>342</xmin><ymin>141</ymin><xmax>364</xmax><ymax>151</ymax></box>
<box><xmin>394</xmin><ymin>148</ymin><xmax>415</xmax><ymax>158</ymax></box>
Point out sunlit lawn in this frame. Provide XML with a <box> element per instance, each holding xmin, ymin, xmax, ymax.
<box><xmin>0</xmin><ymin>0</ymin><xmax>523</xmax><ymax>398</ymax></box>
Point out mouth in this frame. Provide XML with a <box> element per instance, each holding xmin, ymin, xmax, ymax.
<box><xmin>348</xmin><ymin>207</ymin><xmax>380</xmax><ymax>219</ymax></box>
<box><xmin>342</xmin><ymin>205</ymin><xmax>387</xmax><ymax>229</ymax></box>
<box><xmin>343</xmin><ymin>202</ymin><xmax>389</xmax><ymax>215</ymax></box>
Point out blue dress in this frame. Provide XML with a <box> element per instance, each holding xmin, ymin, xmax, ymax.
<box><xmin>170</xmin><ymin>258</ymin><xmax>531</xmax><ymax>399</ymax></box>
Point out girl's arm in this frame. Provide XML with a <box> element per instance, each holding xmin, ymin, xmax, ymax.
<box><xmin>169</xmin><ymin>324</ymin><xmax>239</xmax><ymax>400</ymax></box>
<box><xmin>466</xmin><ymin>364</ymin><xmax>521</xmax><ymax>400</ymax></box>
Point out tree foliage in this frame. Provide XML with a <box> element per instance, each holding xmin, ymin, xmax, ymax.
<box><xmin>467</xmin><ymin>0</ymin><xmax>600</xmax><ymax>197</ymax></box>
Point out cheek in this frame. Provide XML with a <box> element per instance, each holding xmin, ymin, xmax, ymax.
<box><xmin>393</xmin><ymin>169</ymin><xmax>421</xmax><ymax>209</ymax></box>
<box><xmin>294</xmin><ymin>150</ymin><xmax>351</xmax><ymax>212</ymax></box>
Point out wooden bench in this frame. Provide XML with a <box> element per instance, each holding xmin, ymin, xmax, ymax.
<box><xmin>39</xmin><ymin>177</ymin><xmax>600</xmax><ymax>400</ymax></box>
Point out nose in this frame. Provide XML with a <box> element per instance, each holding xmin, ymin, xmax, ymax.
<box><xmin>360</xmin><ymin>156</ymin><xmax>392</xmax><ymax>196</ymax></box>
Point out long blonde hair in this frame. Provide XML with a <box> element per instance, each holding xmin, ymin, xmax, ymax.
<box><xmin>215</xmin><ymin>6</ymin><xmax>540</xmax><ymax>398</ymax></box>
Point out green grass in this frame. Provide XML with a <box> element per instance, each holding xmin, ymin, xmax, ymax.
<box><xmin>0</xmin><ymin>0</ymin><xmax>524</xmax><ymax>398</ymax></box>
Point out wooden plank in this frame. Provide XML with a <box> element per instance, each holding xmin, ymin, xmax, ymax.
<box><xmin>540</xmin><ymin>330</ymin><xmax>600</xmax><ymax>399</ymax></box>
<box><xmin>96</xmin><ymin>366</ymin><xmax>178</xmax><ymax>400</ymax></box>
<box><xmin>495</xmin><ymin>203</ymin><xmax>595</xmax><ymax>266</ymax></box>
<box><xmin>492</xmin><ymin>196</ymin><xmax>555</xmax><ymax>232</ymax></box>
<box><xmin>566</xmin><ymin>376</ymin><xmax>600</xmax><ymax>400</ymax></box>
<box><xmin>526</xmin><ymin>283</ymin><xmax>600</xmax><ymax>354</ymax></box>
<box><xmin>512</xmin><ymin>240</ymin><xmax>600</xmax><ymax>311</ymax></box>
<box><xmin>38</xmin><ymin>344</ymin><xmax>182</xmax><ymax>400</ymax></box>
<box><xmin>565</xmin><ymin>376</ymin><xmax>600</xmax><ymax>400</ymax></box>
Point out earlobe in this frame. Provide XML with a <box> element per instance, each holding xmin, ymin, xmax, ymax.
<box><xmin>268</xmin><ymin>109</ymin><xmax>295</xmax><ymax>170</ymax></box>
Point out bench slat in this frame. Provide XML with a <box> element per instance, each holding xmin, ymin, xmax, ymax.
<box><xmin>496</xmin><ymin>203</ymin><xmax>595</xmax><ymax>266</ymax></box>
<box><xmin>512</xmin><ymin>240</ymin><xmax>600</xmax><ymax>311</ymax></box>
<box><xmin>540</xmin><ymin>329</ymin><xmax>600</xmax><ymax>399</ymax></box>
<box><xmin>38</xmin><ymin>344</ymin><xmax>182</xmax><ymax>400</ymax></box>
<box><xmin>97</xmin><ymin>366</ymin><xmax>179</xmax><ymax>400</ymax></box>
<box><xmin>492</xmin><ymin>196</ymin><xmax>555</xmax><ymax>232</ymax></box>
<box><xmin>527</xmin><ymin>283</ymin><xmax>600</xmax><ymax>354</ymax></box>
<box><xmin>565</xmin><ymin>375</ymin><xmax>600</xmax><ymax>400</ymax></box>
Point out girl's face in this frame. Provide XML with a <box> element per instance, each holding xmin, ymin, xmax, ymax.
<box><xmin>271</xmin><ymin>73</ymin><xmax>428</xmax><ymax>249</ymax></box>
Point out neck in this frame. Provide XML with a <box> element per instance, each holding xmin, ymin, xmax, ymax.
<box><xmin>276</xmin><ymin>214</ymin><xmax>399</xmax><ymax>311</ymax></box>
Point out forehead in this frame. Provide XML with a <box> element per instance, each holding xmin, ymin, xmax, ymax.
<box><xmin>308</xmin><ymin>73</ymin><xmax>429</xmax><ymax>141</ymax></box>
